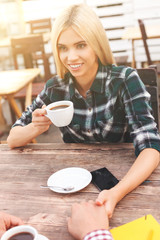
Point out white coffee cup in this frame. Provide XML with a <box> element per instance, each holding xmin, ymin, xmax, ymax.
<box><xmin>45</xmin><ymin>100</ymin><xmax>74</xmax><ymax>127</ymax></box>
<box><xmin>1</xmin><ymin>225</ymin><xmax>38</xmax><ymax>240</ymax></box>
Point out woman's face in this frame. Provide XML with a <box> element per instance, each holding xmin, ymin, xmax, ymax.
<box><xmin>57</xmin><ymin>27</ymin><xmax>98</xmax><ymax>82</ymax></box>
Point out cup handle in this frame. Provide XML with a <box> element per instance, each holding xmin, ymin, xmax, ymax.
<box><xmin>44</xmin><ymin>108</ymin><xmax>50</xmax><ymax>120</ymax></box>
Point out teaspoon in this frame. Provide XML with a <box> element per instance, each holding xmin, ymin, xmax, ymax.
<box><xmin>40</xmin><ymin>185</ymin><xmax>74</xmax><ymax>191</ymax></box>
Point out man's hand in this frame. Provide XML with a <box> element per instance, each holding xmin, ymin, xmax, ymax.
<box><xmin>0</xmin><ymin>212</ymin><xmax>24</xmax><ymax>237</ymax></box>
<box><xmin>67</xmin><ymin>201</ymin><xmax>109</xmax><ymax>240</ymax></box>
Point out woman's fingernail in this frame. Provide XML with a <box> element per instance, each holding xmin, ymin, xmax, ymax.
<box><xmin>96</xmin><ymin>200</ymin><xmax>102</xmax><ymax>205</ymax></box>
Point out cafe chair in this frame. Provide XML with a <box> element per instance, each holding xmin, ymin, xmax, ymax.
<box><xmin>124</xmin><ymin>67</ymin><xmax>160</xmax><ymax>142</ymax></box>
<box><xmin>138</xmin><ymin>19</ymin><xmax>160</xmax><ymax>73</ymax></box>
<box><xmin>10</xmin><ymin>35</ymin><xmax>49</xmax><ymax>115</ymax></box>
<box><xmin>27</xmin><ymin>18</ymin><xmax>54</xmax><ymax>77</ymax></box>
<box><xmin>28</xmin><ymin>18</ymin><xmax>52</xmax><ymax>34</ymax></box>
<box><xmin>11</xmin><ymin>34</ymin><xmax>51</xmax><ymax>81</ymax></box>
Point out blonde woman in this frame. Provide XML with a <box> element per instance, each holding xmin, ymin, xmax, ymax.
<box><xmin>8</xmin><ymin>4</ymin><xmax>160</xmax><ymax>235</ymax></box>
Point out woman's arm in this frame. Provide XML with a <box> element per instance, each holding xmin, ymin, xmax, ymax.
<box><xmin>96</xmin><ymin>148</ymin><xmax>160</xmax><ymax>217</ymax></box>
<box><xmin>95</xmin><ymin>68</ymin><xmax>159</xmax><ymax>217</ymax></box>
<box><xmin>7</xmin><ymin>107</ymin><xmax>51</xmax><ymax>148</ymax></box>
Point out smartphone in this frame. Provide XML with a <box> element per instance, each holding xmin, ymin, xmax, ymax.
<box><xmin>91</xmin><ymin>167</ymin><xmax>119</xmax><ymax>191</ymax></box>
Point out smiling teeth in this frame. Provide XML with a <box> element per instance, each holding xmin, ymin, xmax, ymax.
<box><xmin>70</xmin><ymin>64</ymin><xmax>82</xmax><ymax>68</ymax></box>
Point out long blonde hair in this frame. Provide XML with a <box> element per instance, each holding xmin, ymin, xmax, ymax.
<box><xmin>51</xmin><ymin>4</ymin><xmax>115</xmax><ymax>78</ymax></box>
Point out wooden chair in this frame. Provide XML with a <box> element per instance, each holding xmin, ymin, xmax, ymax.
<box><xmin>124</xmin><ymin>67</ymin><xmax>159</xmax><ymax>142</ymax></box>
<box><xmin>10</xmin><ymin>35</ymin><xmax>48</xmax><ymax>115</ymax></box>
<box><xmin>138</xmin><ymin>19</ymin><xmax>160</xmax><ymax>73</ymax></box>
<box><xmin>137</xmin><ymin>67</ymin><xmax>159</xmax><ymax>128</ymax></box>
<box><xmin>27</xmin><ymin>18</ymin><xmax>53</xmax><ymax>78</ymax></box>
<box><xmin>11</xmin><ymin>34</ymin><xmax>51</xmax><ymax>81</ymax></box>
<box><xmin>28</xmin><ymin>18</ymin><xmax>52</xmax><ymax>34</ymax></box>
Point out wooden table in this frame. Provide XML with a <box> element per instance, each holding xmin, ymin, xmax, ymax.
<box><xmin>122</xmin><ymin>24</ymin><xmax>160</xmax><ymax>68</ymax></box>
<box><xmin>0</xmin><ymin>68</ymin><xmax>40</xmax><ymax>125</ymax></box>
<box><xmin>0</xmin><ymin>143</ymin><xmax>160</xmax><ymax>240</ymax></box>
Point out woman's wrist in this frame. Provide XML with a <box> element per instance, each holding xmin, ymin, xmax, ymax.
<box><xmin>110</xmin><ymin>180</ymin><xmax>130</xmax><ymax>203</ymax></box>
<box><xmin>30</xmin><ymin>122</ymin><xmax>48</xmax><ymax>136</ymax></box>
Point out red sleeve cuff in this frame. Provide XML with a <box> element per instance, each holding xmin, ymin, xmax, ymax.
<box><xmin>83</xmin><ymin>229</ymin><xmax>113</xmax><ymax>240</ymax></box>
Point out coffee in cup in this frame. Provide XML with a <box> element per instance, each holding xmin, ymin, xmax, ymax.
<box><xmin>8</xmin><ymin>232</ymin><xmax>33</xmax><ymax>240</ymax></box>
<box><xmin>1</xmin><ymin>225</ymin><xmax>37</xmax><ymax>240</ymax></box>
<box><xmin>49</xmin><ymin>105</ymin><xmax>69</xmax><ymax>111</ymax></box>
<box><xmin>45</xmin><ymin>100</ymin><xmax>74</xmax><ymax>127</ymax></box>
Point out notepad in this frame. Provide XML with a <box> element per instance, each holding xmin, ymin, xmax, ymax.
<box><xmin>110</xmin><ymin>214</ymin><xmax>160</xmax><ymax>240</ymax></box>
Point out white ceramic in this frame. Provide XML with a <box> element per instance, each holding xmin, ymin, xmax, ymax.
<box><xmin>1</xmin><ymin>225</ymin><xmax>49</xmax><ymax>240</ymax></box>
<box><xmin>47</xmin><ymin>167</ymin><xmax>92</xmax><ymax>194</ymax></box>
<box><xmin>1</xmin><ymin>225</ymin><xmax>36</xmax><ymax>240</ymax></box>
<box><xmin>45</xmin><ymin>100</ymin><xmax>74</xmax><ymax>127</ymax></box>
<box><xmin>37</xmin><ymin>234</ymin><xmax>49</xmax><ymax>240</ymax></box>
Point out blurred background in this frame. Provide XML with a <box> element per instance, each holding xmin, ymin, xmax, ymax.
<box><xmin>0</xmin><ymin>0</ymin><xmax>160</xmax><ymax>143</ymax></box>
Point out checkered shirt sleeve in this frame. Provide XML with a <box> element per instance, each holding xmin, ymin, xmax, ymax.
<box><xmin>84</xmin><ymin>230</ymin><xmax>113</xmax><ymax>240</ymax></box>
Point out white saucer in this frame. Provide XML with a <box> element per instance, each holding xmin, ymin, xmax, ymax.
<box><xmin>38</xmin><ymin>234</ymin><xmax>49</xmax><ymax>240</ymax></box>
<box><xmin>47</xmin><ymin>167</ymin><xmax>92</xmax><ymax>193</ymax></box>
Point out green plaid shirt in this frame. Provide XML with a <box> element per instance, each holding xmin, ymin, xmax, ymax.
<box><xmin>13</xmin><ymin>63</ymin><xmax>160</xmax><ymax>156</ymax></box>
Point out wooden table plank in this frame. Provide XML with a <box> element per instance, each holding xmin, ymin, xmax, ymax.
<box><xmin>122</xmin><ymin>25</ymin><xmax>160</xmax><ymax>40</ymax></box>
<box><xmin>0</xmin><ymin>68</ymin><xmax>40</xmax><ymax>128</ymax></box>
<box><xmin>0</xmin><ymin>68</ymin><xmax>41</xmax><ymax>96</ymax></box>
<box><xmin>122</xmin><ymin>24</ymin><xmax>160</xmax><ymax>67</ymax></box>
<box><xmin>0</xmin><ymin>143</ymin><xmax>159</xmax><ymax>240</ymax></box>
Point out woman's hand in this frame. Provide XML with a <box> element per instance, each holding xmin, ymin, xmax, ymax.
<box><xmin>0</xmin><ymin>212</ymin><xmax>23</xmax><ymax>237</ymax></box>
<box><xmin>95</xmin><ymin>149</ymin><xmax>160</xmax><ymax>219</ymax></box>
<box><xmin>7</xmin><ymin>105</ymin><xmax>52</xmax><ymax>148</ymax></box>
<box><xmin>95</xmin><ymin>188</ymin><xmax>118</xmax><ymax>218</ymax></box>
<box><xmin>32</xmin><ymin>105</ymin><xmax>52</xmax><ymax>133</ymax></box>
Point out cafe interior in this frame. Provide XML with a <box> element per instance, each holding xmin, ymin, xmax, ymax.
<box><xmin>0</xmin><ymin>0</ymin><xmax>160</xmax><ymax>142</ymax></box>
<box><xmin>0</xmin><ymin>1</ymin><xmax>160</xmax><ymax>240</ymax></box>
